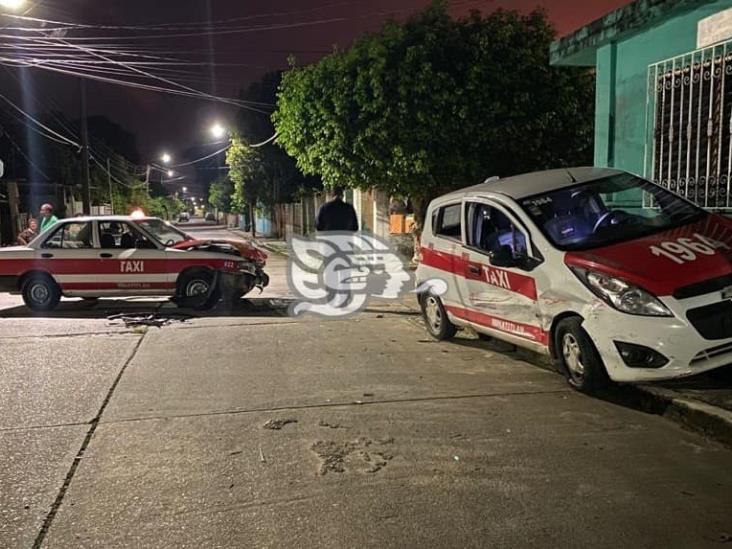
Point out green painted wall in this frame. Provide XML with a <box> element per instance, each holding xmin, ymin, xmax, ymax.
<box><xmin>597</xmin><ymin>0</ymin><xmax>732</xmax><ymax>175</ymax></box>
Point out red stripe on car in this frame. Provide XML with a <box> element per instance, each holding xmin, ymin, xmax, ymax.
<box><xmin>421</xmin><ymin>247</ymin><xmax>538</xmax><ymax>301</ymax></box>
<box><xmin>444</xmin><ymin>304</ymin><xmax>548</xmax><ymax>346</ymax></box>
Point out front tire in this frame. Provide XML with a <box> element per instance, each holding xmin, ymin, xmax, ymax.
<box><xmin>420</xmin><ymin>293</ymin><xmax>457</xmax><ymax>341</ymax></box>
<box><xmin>176</xmin><ymin>270</ymin><xmax>220</xmax><ymax>310</ymax></box>
<box><xmin>22</xmin><ymin>274</ymin><xmax>61</xmax><ymax>312</ymax></box>
<box><xmin>555</xmin><ymin>317</ymin><xmax>609</xmax><ymax>393</ymax></box>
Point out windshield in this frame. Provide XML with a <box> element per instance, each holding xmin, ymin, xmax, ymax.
<box><xmin>518</xmin><ymin>174</ymin><xmax>705</xmax><ymax>251</ymax></box>
<box><xmin>134</xmin><ymin>218</ymin><xmax>192</xmax><ymax>247</ymax></box>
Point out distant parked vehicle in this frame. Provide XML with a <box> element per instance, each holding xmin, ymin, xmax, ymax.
<box><xmin>178</xmin><ymin>212</ymin><xmax>190</xmax><ymax>222</ymax></box>
<box><xmin>205</xmin><ymin>212</ymin><xmax>216</xmax><ymax>222</ymax></box>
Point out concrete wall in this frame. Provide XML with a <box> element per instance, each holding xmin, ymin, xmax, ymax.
<box><xmin>595</xmin><ymin>0</ymin><xmax>732</xmax><ymax>174</ymax></box>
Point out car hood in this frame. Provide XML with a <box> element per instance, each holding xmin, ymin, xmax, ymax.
<box><xmin>171</xmin><ymin>238</ymin><xmax>267</xmax><ymax>263</ymax></box>
<box><xmin>564</xmin><ymin>214</ymin><xmax>732</xmax><ymax>297</ymax></box>
<box><xmin>0</xmin><ymin>245</ymin><xmax>31</xmax><ymax>253</ymax></box>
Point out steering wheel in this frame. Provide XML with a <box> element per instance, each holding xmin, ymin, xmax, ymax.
<box><xmin>592</xmin><ymin>210</ymin><xmax>628</xmax><ymax>234</ymax></box>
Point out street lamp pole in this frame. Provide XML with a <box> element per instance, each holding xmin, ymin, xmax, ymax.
<box><xmin>80</xmin><ymin>79</ymin><xmax>91</xmax><ymax>215</ymax></box>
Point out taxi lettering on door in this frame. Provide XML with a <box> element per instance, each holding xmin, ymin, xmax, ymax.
<box><xmin>120</xmin><ymin>260</ymin><xmax>145</xmax><ymax>273</ymax></box>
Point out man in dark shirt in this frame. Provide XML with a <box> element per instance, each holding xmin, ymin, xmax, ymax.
<box><xmin>315</xmin><ymin>187</ymin><xmax>359</xmax><ymax>232</ymax></box>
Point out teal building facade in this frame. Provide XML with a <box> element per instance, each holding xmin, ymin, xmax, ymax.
<box><xmin>552</xmin><ymin>0</ymin><xmax>732</xmax><ymax>209</ymax></box>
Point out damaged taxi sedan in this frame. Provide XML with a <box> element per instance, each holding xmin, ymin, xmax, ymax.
<box><xmin>417</xmin><ymin>167</ymin><xmax>732</xmax><ymax>392</ymax></box>
<box><xmin>0</xmin><ymin>215</ymin><xmax>269</xmax><ymax>312</ymax></box>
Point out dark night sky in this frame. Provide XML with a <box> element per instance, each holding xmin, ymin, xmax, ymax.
<box><xmin>2</xmin><ymin>0</ymin><xmax>630</xmax><ymax>168</ymax></box>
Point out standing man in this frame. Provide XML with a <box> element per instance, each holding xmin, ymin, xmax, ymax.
<box><xmin>315</xmin><ymin>187</ymin><xmax>359</xmax><ymax>232</ymax></box>
<box><xmin>39</xmin><ymin>203</ymin><xmax>58</xmax><ymax>234</ymax></box>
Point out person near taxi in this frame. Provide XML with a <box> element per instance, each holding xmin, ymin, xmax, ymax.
<box><xmin>39</xmin><ymin>203</ymin><xmax>58</xmax><ymax>233</ymax></box>
<box><xmin>16</xmin><ymin>218</ymin><xmax>38</xmax><ymax>246</ymax></box>
<box><xmin>315</xmin><ymin>187</ymin><xmax>359</xmax><ymax>232</ymax></box>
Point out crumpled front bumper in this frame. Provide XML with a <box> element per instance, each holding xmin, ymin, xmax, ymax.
<box><xmin>219</xmin><ymin>267</ymin><xmax>269</xmax><ymax>296</ymax></box>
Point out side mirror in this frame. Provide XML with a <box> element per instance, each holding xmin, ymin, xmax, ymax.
<box><xmin>489</xmin><ymin>245</ymin><xmax>519</xmax><ymax>268</ymax></box>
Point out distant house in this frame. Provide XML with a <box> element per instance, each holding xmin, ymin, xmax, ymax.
<box><xmin>551</xmin><ymin>0</ymin><xmax>732</xmax><ymax>210</ymax></box>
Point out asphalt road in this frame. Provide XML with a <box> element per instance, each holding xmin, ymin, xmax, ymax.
<box><xmin>1</xmin><ymin>226</ymin><xmax>731</xmax><ymax>548</ymax></box>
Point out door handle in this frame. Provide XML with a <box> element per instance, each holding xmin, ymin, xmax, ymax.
<box><xmin>100</xmin><ymin>253</ymin><xmax>113</xmax><ymax>258</ymax></box>
<box><xmin>41</xmin><ymin>253</ymin><xmax>54</xmax><ymax>259</ymax></box>
<box><xmin>468</xmin><ymin>265</ymin><xmax>481</xmax><ymax>275</ymax></box>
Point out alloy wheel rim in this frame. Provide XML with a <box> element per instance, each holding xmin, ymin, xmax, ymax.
<box><xmin>424</xmin><ymin>296</ymin><xmax>442</xmax><ymax>332</ymax></box>
<box><xmin>562</xmin><ymin>333</ymin><xmax>584</xmax><ymax>381</ymax></box>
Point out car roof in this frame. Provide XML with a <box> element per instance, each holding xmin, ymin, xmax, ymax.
<box><xmin>436</xmin><ymin>166</ymin><xmax>626</xmax><ymax>203</ymax></box>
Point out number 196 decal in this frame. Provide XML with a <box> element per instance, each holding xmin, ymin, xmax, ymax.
<box><xmin>650</xmin><ymin>234</ymin><xmax>731</xmax><ymax>264</ymax></box>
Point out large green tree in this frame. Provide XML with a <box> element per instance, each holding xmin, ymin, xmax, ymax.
<box><xmin>226</xmin><ymin>135</ymin><xmax>266</xmax><ymax>237</ymax></box>
<box><xmin>274</xmin><ymin>2</ymin><xmax>594</xmax><ymax>228</ymax></box>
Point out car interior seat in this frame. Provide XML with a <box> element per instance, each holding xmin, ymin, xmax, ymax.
<box><xmin>120</xmin><ymin>232</ymin><xmax>136</xmax><ymax>249</ymax></box>
<box><xmin>543</xmin><ymin>192</ymin><xmax>593</xmax><ymax>245</ymax></box>
<box><xmin>100</xmin><ymin>233</ymin><xmax>116</xmax><ymax>249</ymax></box>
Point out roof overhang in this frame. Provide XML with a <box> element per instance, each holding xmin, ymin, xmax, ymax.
<box><xmin>550</xmin><ymin>0</ymin><xmax>709</xmax><ymax>66</ymax></box>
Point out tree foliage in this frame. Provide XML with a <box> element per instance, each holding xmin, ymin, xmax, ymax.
<box><xmin>226</xmin><ymin>135</ymin><xmax>264</xmax><ymax>212</ymax></box>
<box><xmin>208</xmin><ymin>177</ymin><xmax>234</xmax><ymax>213</ymax></box>
<box><xmin>238</xmin><ymin>71</ymin><xmax>321</xmax><ymax>203</ymax></box>
<box><xmin>274</xmin><ymin>2</ymin><xmax>595</xmax><ymax>224</ymax></box>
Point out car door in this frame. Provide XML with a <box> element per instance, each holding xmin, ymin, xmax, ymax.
<box><xmin>421</xmin><ymin>201</ymin><xmax>465</xmax><ymax>309</ymax></box>
<box><xmin>38</xmin><ymin>220</ymin><xmax>100</xmax><ymax>295</ymax></box>
<box><xmin>456</xmin><ymin>198</ymin><xmax>547</xmax><ymax>347</ymax></box>
<box><xmin>96</xmin><ymin>220</ymin><xmax>173</xmax><ymax>295</ymax></box>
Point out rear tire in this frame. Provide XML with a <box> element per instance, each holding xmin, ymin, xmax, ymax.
<box><xmin>420</xmin><ymin>293</ymin><xmax>457</xmax><ymax>341</ymax></box>
<box><xmin>176</xmin><ymin>270</ymin><xmax>220</xmax><ymax>310</ymax></box>
<box><xmin>22</xmin><ymin>274</ymin><xmax>61</xmax><ymax>312</ymax></box>
<box><xmin>555</xmin><ymin>317</ymin><xmax>609</xmax><ymax>393</ymax></box>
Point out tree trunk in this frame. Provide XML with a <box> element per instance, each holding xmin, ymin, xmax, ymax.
<box><xmin>250</xmin><ymin>202</ymin><xmax>257</xmax><ymax>239</ymax></box>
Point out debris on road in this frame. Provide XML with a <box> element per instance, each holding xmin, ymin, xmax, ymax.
<box><xmin>318</xmin><ymin>420</ymin><xmax>346</xmax><ymax>429</ymax></box>
<box><xmin>106</xmin><ymin>313</ymin><xmax>191</xmax><ymax>329</ymax></box>
<box><xmin>263</xmin><ymin>418</ymin><xmax>298</xmax><ymax>430</ymax></box>
<box><xmin>259</xmin><ymin>446</ymin><xmax>266</xmax><ymax>463</ymax></box>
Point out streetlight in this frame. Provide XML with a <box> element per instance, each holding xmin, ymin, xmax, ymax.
<box><xmin>182</xmin><ymin>186</ymin><xmax>188</xmax><ymax>193</ymax></box>
<box><xmin>161</xmin><ymin>153</ymin><xmax>171</xmax><ymax>164</ymax></box>
<box><xmin>210</xmin><ymin>123</ymin><xmax>226</xmax><ymax>140</ymax></box>
<box><xmin>167</xmin><ymin>170</ymin><xmax>174</xmax><ymax>178</ymax></box>
<box><xmin>0</xmin><ymin>0</ymin><xmax>26</xmax><ymax>11</ymax></box>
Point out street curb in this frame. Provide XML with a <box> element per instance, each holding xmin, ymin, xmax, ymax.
<box><xmin>634</xmin><ymin>385</ymin><xmax>732</xmax><ymax>448</ymax></box>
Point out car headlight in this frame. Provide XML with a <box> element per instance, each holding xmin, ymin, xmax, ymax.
<box><xmin>570</xmin><ymin>267</ymin><xmax>672</xmax><ymax>317</ymax></box>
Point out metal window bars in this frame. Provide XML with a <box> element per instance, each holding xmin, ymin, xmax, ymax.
<box><xmin>645</xmin><ymin>41</ymin><xmax>732</xmax><ymax>210</ymax></box>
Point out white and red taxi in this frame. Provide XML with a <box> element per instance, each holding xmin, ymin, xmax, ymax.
<box><xmin>416</xmin><ymin>167</ymin><xmax>732</xmax><ymax>391</ymax></box>
<box><xmin>0</xmin><ymin>216</ymin><xmax>268</xmax><ymax>312</ymax></box>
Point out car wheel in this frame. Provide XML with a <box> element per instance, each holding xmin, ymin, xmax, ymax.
<box><xmin>176</xmin><ymin>270</ymin><xmax>221</xmax><ymax>310</ymax></box>
<box><xmin>421</xmin><ymin>293</ymin><xmax>457</xmax><ymax>341</ymax></box>
<box><xmin>555</xmin><ymin>317</ymin><xmax>609</xmax><ymax>393</ymax></box>
<box><xmin>22</xmin><ymin>274</ymin><xmax>61</xmax><ymax>312</ymax></box>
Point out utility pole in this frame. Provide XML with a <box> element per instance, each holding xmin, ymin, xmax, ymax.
<box><xmin>107</xmin><ymin>157</ymin><xmax>114</xmax><ymax>214</ymax></box>
<box><xmin>80</xmin><ymin>79</ymin><xmax>91</xmax><ymax>214</ymax></box>
<box><xmin>145</xmin><ymin>164</ymin><xmax>151</xmax><ymax>193</ymax></box>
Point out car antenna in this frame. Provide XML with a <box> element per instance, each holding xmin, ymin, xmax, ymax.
<box><xmin>565</xmin><ymin>169</ymin><xmax>577</xmax><ymax>183</ymax></box>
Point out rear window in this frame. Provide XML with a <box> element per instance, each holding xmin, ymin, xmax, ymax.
<box><xmin>433</xmin><ymin>203</ymin><xmax>462</xmax><ymax>239</ymax></box>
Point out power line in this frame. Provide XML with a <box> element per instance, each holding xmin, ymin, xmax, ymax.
<box><xmin>0</xmin><ymin>88</ymin><xmax>79</xmax><ymax>147</ymax></box>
